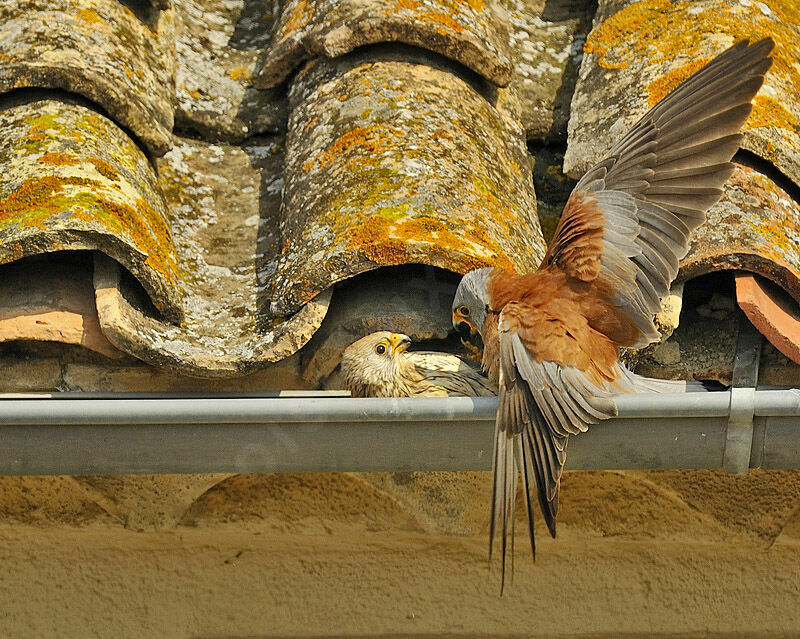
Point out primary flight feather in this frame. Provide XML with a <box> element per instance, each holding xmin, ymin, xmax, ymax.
<box><xmin>451</xmin><ymin>38</ymin><xmax>774</xmax><ymax>591</ymax></box>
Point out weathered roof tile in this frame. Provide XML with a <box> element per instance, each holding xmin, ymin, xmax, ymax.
<box><xmin>90</xmin><ymin>135</ymin><xmax>330</xmax><ymax>375</ymax></box>
<box><xmin>565</xmin><ymin>0</ymin><xmax>800</xmax><ymax>186</ymax></box>
<box><xmin>271</xmin><ymin>49</ymin><xmax>545</xmax><ymax>316</ymax></box>
<box><xmin>682</xmin><ymin>164</ymin><xmax>800</xmax><ymax>303</ymax></box>
<box><xmin>0</xmin><ymin>0</ymin><xmax>176</xmax><ymax>156</ymax></box>
<box><xmin>0</xmin><ymin>98</ymin><xmax>182</xmax><ymax>323</ymax></box>
<box><xmin>256</xmin><ymin>0</ymin><xmax>515</xmax><ymax>89</ymax></box>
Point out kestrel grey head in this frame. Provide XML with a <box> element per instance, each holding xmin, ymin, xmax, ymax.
<box><xmin>451</xmin><ymin>267</ymin><xmax>492</xmax><ymax>338</ymax></box>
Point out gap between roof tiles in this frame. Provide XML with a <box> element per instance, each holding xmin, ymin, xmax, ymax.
<box><xmin>504</xmin><ymin>0</ymin><xmax>599</xmax><ymax>143</ymax></box>
<box><xmin>173</xmin><ymin>0</ymin><xmax>289</xmax><ymax>143</ymax></box>
<box><xmin>735</xmin><ymin>149</ymin><xmax>800</xmax><ymax>209</ymax></box>
<box><xmin>117</xmin><ymin>0</ymin><xmax>166</xmax><ymax>25</ymax></box>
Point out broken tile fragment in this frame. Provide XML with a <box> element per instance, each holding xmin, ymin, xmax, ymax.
<box><xmin>0</xmin><ymin>98</ymin><xmax>182</xmax><ymax>323</ymax></box>
<box><xmin>271</xmin><ymin>48</ymin><xmax>545</xmax><ymax>316</ymax></box>
<box><xmin>0</xmin><ymin>0</ymin><xmax>176</xmax><ymax>156</ymax></box>
<box><xmin>736</xmin><ymin>272</ymin><xmax>800</xmax><ymax>366</ymax></box>
<box><xmin>564</xmin><ymin>0</ymin><xmax>800</xmax><ymax>187</ymax></box>
<box><xmin>256</xmin><ymin>0</ymin><xmax>514</xmax><ymax>89</ymax></box>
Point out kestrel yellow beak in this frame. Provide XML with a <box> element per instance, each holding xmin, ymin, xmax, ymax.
<box><xmin>389</xmin><ymin>333</ymin><xmax>411</xmax><ymax>354</ymax></box>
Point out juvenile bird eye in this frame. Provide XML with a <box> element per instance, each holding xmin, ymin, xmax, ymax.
<box><xmin>375</xmin><ymin>344</ymin><xmax>387</xmax><ymax>355</ymax></box>
<box><xmin>459</xmin><ymin>306</ymin><xmax>470</xmax><ymax>317</ymax></box>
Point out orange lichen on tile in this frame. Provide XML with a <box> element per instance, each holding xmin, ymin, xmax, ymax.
<box><xmin>588</xmin><ymin>0</ymin><xmax>800</xmax><ymax>133</ymax></box>
<box><xmin>747</xmin><ymin>95</ymin><xmax>800</xmax><ymax>134</ymax></box>
<box><xmin>349</xmin><ymin>217</ymin><xmax>411</xmax><ymax>265</ymax></box>
<box><xmin>87</xmin><ymin>158</ymin><xmax>120</xmax><ymax>181</ymax></box>
<box><xmin>396</xmin><ymin>0</ymin><xmax>420</xmax><ymax>8</ymax></box>
<box><xmin>0</xmin><ymin>176</ymin><xmax>95</xmax><ymax>229</ymax></box>
<box><xmin>69</xmin><ymin>193</ymin><xmax>179</xmax><ymax>293</ymax></box>
<box><xmin>0</xmin><ymin>174</ymin><xmax>178</xmax><ymax>292</ymax></box>
<box><xmin>304</xmin><ymin>125</ymin><xmax>403</xmax><ymax>171</ymax></box>
<box><xmin>584</xmin><ymin>0</ymin><xmax>680</xmax><ymax>69</ymax></box>
<box><xmin>229</xmin><ymin>67</ymin><xmax>251</xmax><ymax>82</ymax></box>
<box><xmin>77</xmin><ymin>8</ymin><xmax>103</xmax><ymax>24</ymax></box>
<box><xmin>347</xmin><ymin>214</ymin><xmax>516</xmax><ymax>273</ymax></box>
<box><xmin>416</xmin><ymin>12</ymin><xmax>464</xmax><ymax>33</ymax></box>
<box><xmin>647</xmin><ymin>58</ymin><xmax>711</xmax><ymax>107</ymax></box>
<box><xmin>278</xmin><ymin>0</ymin><xmax>314</xmax><ymax>36</ymax></box>
<box><xmin>37</xmin><ymin>152</ymin><xmax>81</xmax><ymax>167</ymax></box>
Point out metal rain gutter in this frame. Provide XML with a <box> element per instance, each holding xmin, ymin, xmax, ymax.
<box><xmin>0</xmin><ymin>317</ymin><xmax>797</xmax><ymax>477</ymax></box>
<box><xmin>0</xmin><ymin>389</ymin><xmax>798</xmax><ymax>476</ymax></box>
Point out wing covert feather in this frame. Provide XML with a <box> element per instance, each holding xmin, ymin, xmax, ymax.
<box><xmin>542</xmin><ymin>39</ymin><xmax>774</xmax><ymax>350</ymax></box>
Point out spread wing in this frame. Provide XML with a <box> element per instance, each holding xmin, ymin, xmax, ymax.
<box><xmin>489</xmin><ymin>39</ymin><xmax>773</xmax><ymax>591</ymax></box>
<box><xmin>544</xmin><ymin>38</ymin><xmax>774</xmax><ymax>348</ymax></box>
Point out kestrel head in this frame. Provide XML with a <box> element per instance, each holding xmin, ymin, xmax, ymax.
<box><xmin>452</xmin><ymin>268</ymin><xmax>492</xmax><ymax>338</ymax></box>
<box><xmin>340</xmin><ymin>331</ymin><xmax>413</xmax><ymax>397</ymax></box>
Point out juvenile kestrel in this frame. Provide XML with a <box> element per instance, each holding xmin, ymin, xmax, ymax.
<box><xmin>340</xmin><ymin>331</ymin><xmax>496</xmax><ymax>397</ymax></box>
<box><xmin>451</xmin><ymin>39</ymin><xmax>774</xmax><ymax>589</ymax></box>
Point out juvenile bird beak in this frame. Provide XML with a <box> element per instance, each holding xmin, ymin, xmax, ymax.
<box><xmin>389</xmin><ymin>333</ymin><xmax>411</xmax><ymax>354</ymax></box>
<box><xmin>452</xmin><ymin>312</ymin><xmax>477</xmax><ymax>338</ymax></box>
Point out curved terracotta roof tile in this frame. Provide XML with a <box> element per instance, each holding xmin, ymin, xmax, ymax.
<box><xmin>174</xmin><ymin>0</ymin><xmax>287</xmax><ymax>141</ymax></box>
<box><xmin>94</xmin><ymin>255</ymin><xmax>331</xmax><ymax>376</ymax></box>
<box><xmin>736</xmin><ymin>273</ymin><xmax>800</xmax><ymax>366</ymax></box>
<box><xmin>0</xmin><ymin>0</ymin><xmax>176</xmax><ymax>157</ymax></box>
<box><xmin>83</xmin><ymin>135</ymin><xmax>330</xmax><ymax>375</ymax></box>
<box><xmin>0</xmin><ymin>98</ymin><xmax>182</xmax><ymax>323</ymax></box>
<box><xmin>683</xmin><ymin>163</ymin><xmax>800</xmax><ymax>304</ymax></box>
<box><xmin>564</xmin><ymin>0</ymin><xmax>800</xmax><ymax>187</ymax></box>
<box><xmin>270</xmin><ymin>49</ymin><xmax>545</xmax><ymax>316</ymax></box>
<box><xmin>255</xmin><ymin>0</ymin><xmax>514</xmax><ymax>90</ymax></box>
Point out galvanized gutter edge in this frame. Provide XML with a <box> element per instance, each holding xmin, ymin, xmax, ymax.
<box><xmin>0</xmin><ymin>389</ymin><xmax>798</xmax><ymax>476</ymax></box>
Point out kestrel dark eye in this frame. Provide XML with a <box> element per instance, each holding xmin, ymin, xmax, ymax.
<box><xmin>459</xmin><ymin>306</ymin><xmax>470</xmax><ymax>317</ymax></box>
<box><xmin>375</xmin><ymin>344</ymin><xmax>386</xmax><ymax>355</ymax></box>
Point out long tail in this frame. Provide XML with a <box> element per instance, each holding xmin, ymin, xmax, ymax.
<box><xmin>490</xmin><ymin>380</ymin><xmax>566</xmax><ymax>595</ymax></box>
<box><xmin>489</xmin><ymin>425</ymin><xmax>521</xmax><ymax>595</ymax></box>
